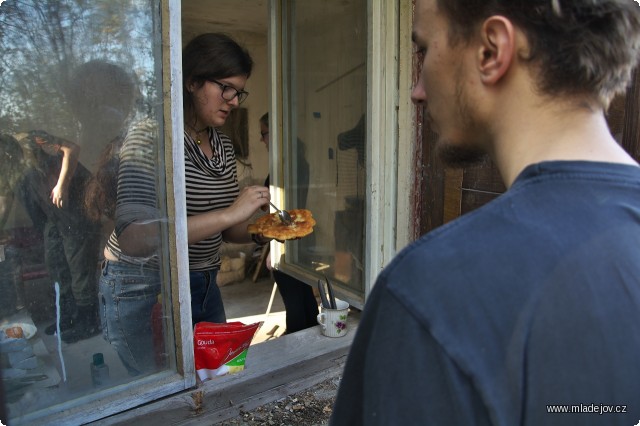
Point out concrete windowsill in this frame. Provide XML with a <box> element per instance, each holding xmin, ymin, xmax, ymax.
<box><xmin>97</xmin><ymin>313</ymin><xmax>359</xmax><ymax>425</ymax></box>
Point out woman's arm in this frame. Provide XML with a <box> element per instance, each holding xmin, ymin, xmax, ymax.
<box><xmin>117</xmin><ymin>220</ymin><xmax>162</xmax><ymax>257</ymax></box>
<box><xmin>119</xmin><ymin>185</ymin><xmax>270</xmax><ymax>256</ymax></box>
<box><xmin>221</xmin><ymin>218</ymin><xmax>257</xmax><ymax>244</ymax></box>
<box><xmin>113</xmin><ymin>120</ymin><xmax>162</xmax><ymax>257</ymax></box>
<box><xmin>52</xmin><ymin>141</ymin><xmax>79</xmax><ymax>208</ymax></box>
<box><xmin>189</xmin><ymin>185</ymin><xmax>270</xmax><ymax>245</ymax></box>
<box><xmin>33</xmin><ymin>133</ymin><xmax>80</xmax><ymax>209</ymax></box>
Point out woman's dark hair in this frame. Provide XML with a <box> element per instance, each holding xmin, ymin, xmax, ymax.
<box><xmin>183</xmin><ymin>33</ymin><xmax>254</xmax><ymax>125</ymax></box>
<box><xmin>84</xmin><ymin>135</ymin><xmax>123</xmax><ymax>222</ymax></box>
<box><xmin>436</xmin><ymin>0</ymin><xmax>640</xmax><ymax>108</ymax></box>
<box><xmin>66</xmin><ymin>60</ymin><xmax>136</xmax><ymax>121</ymax></box>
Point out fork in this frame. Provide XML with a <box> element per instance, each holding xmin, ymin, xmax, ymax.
<box><xmin>269</xmin><ymin>200</ymin><xmax>293</xmax><ymax>225</ymax></box>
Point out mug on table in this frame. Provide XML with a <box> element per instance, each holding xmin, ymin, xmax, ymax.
<box><xmin>317</xmin><ymin>298</ymin><xmax>349</xmax><ymax>338</ymax></box>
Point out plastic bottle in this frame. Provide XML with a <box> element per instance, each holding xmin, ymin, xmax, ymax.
<box><xmin>90</xmin><ymin>352</ymin><xmax>110</xmax><ymax>387</ymax></box>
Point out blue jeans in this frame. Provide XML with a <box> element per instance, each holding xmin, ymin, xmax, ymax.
<box><xmin>189</xmin><ymin>269</ymin><xmax>226</xmax><ymax>325</ymax></box>
<box><xmin>99</xmin><ymin>260</ymin><xmax>161</xmax><ymax>376</ymax></box>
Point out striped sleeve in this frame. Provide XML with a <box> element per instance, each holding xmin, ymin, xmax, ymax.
<box><xmin>114</xmin><ymin>119</ymin><xmax>160</xmax><ymax>237</ymax></box>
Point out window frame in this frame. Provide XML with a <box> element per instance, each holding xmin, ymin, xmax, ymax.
<box><xmin>10</xmin><ymin>1</ymin><xmax>196</xmax><ymax>424</ymax></box>
<box><xmin>268</xmin><ymin>0</ymin><xmax>414</xmax><ymax>309</ymax></box>
<box><xmin>3</xmin><ymin>0</ymin><xmax>419</xmax><ymax>423</ymax></box>
<box><xmin>163</xmin><ymin>0</ymin><xmax>197</xmax><ymax>390</ymax></box>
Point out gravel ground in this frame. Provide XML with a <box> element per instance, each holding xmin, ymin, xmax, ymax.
<box><xmin>216</xmin><ymin>375</ymin><xmax>341</xmax><ymax>426</ymax></box>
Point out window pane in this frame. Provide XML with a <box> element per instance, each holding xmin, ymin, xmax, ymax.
<box><xmin>284</xmin><ymin>0</ymin><xmax>367</xmax><ymax>296</ymax></box>
<box><xmin>0</xmin><ymin>0</ymin><xmax>176</xmax><ymax>422</ymax></box>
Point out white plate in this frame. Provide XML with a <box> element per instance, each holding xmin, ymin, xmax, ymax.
<box><xmin>0</xmin><ymin>323</ymin><xmax>37</xmax><ymax>340</ymax></box>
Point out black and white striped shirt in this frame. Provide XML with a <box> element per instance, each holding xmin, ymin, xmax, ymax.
<box><xmin>106</xmin><ymin>118</ymin><xmax>161</xmax><ymax>266</ymax></box>
<box><xmin>106</xmin><ymin>121</ymin><xmax>238</xmax><ymax>271</ymax></box>
<box><xmin>184</xmin><ymin>127</ymin><xmax>238</xmax><ymax>271</ymax></box>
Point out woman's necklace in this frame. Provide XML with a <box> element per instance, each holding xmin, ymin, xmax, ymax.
<box><xmin>187</xmin><ymin>125</ymin><xmax>209</xmax><ymax>145</ymax></box>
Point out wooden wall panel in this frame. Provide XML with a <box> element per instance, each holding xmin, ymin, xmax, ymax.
<box><xmin>459</xmin><ymin>162</ymin><xmax>505</xmax><ymax>216</ymax></box>
<box><xmin>460</xmin><ymin>189</ymin><xmax>500</xmax><ymax>216</ymax></box>
<box><xmin>463</xmin><ymin>162</ymin><xmax>505</xmax><ymax>193</ymax></box>
<box><xmin>420</xmin><ymin>128</ymin><xmax>446</xmax><ymax>235</ymax></box>
<box><xmin>621</xmin><ymin>68</ymin><xmax>640</xmax><ymax>161</ymax></box>
<box><xmin>442</xmin><ymin>169</ymin><xmax>463</xmax><ymax>224</ymax></box>
<box><xmin>417</xmin><ymin>68</ymin><xmax>640</xmax><ymax>236</ymax></box>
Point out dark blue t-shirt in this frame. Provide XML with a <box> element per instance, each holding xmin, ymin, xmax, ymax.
<box><xmin>331</xmin><ymin>161</ymin><xmax>640</xmax><ymax>426</ymax></box>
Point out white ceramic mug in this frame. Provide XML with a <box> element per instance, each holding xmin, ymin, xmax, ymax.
<box><xmin>317</xmin><ymin>299</ymin><xmax>349</xmax><ymax>337</ymax></box>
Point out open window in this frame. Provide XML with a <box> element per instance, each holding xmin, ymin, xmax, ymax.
<box><xmin>0</xmin><ymin>0</ymin><xmax>414</xmax><ymax>422</ymax></box>
<box><xmin>270</xmin><ymin>0</ymin><xmax>410</xmax><ymax>309</ymax></box>
<box><xmin>272</xmin><ymin>0</ymin><xmax>368</xmax><ymax>307</ymax></box>
<box><xmin>0</xmin><ymin>1</ymin><xmax>193</xmax><ymax>424</ymax></box>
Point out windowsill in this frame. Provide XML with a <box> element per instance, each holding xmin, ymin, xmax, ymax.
<box><xmin>97</xmin><ymin>312</ymin><xmax>359</xmax><ymax>424</ymax></box>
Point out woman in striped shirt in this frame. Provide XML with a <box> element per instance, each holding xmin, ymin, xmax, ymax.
<box><xmin>181</xmin><ymin>33</ymin><xmax>271</xmax><ymax>324</ymax></box>
<box><xmin>98</xmin><ymin>33</ymin><xmax>271</xmax><ymax>376</ymax></box>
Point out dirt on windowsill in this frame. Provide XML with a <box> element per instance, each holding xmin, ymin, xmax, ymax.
<box><xmin>216</xmin><ymin>375</ymin><xmax>340</xmax><ymax>426</ymax></box>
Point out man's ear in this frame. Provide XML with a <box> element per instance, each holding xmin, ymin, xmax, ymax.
<box><xmin>477</xmin><ymin>16</ymin><xmax>515</xmax><ymax>85</ymax></box>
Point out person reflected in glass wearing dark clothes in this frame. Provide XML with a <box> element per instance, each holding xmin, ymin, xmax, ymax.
<box><xmin>1</xmin><ymin>60</ymin><xmax>136</xmax><ymax>343</ymax></box>
<box><xmin>259</xmin><ymin>113</ymin><xmax>318</xmax><ymax>334</ymax></box>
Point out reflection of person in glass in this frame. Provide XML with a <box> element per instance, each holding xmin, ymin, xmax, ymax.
<box><xmin>7</xmin><ymin>60</ymin><xmax>135</xmax><ymax>344</ymax></box>
<box><xmin>76</xmin><ymin>60</ymin><xmax>138</xmax><ymax>224</ymax></box>
<box><xmin>335</xmin><ymin>116</ymin><xmax>366</xmax><ymax>283</ymax></box>
<box><xmin>97</xmin><ymin>116</ymin><xmax>161</xmax><ymax>376</ymax></box>
<box><xmin>337</xmin><ymin>114</ymin><xmax>365</xmax><ymax>167</ymax></box>
<box><xmin>0</xmin><ymin>128</ymin><xmax>97</xmax><ymax>343</ymax></box>
<box><xmin>0</xmin><ymin>134</ymin><xmax>28</xmax><ymax>318</ymax></box>
<box><xmin>19</xmin><ymin>130</ymin><xmax>98</xmax><ymax>340</ymax></box>
<box><xmin>2</xmin><ymin>61</ymin><xmax>131</xmax><ymax>343</ymax></box>
<box><xmin>259</xmin><ymin>113</ymin><xmax>318</xmax><ymax>334</ymax></box>
<box><xmin>98</xmin><ymin>33</ymin><xmax>270</xmax><ymax>376</ymax></box>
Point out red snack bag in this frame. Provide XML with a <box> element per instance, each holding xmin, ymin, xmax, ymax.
<box><xmin>194</xmin><ymin>321</ymin><xmax>262</xmax><ymax>381</ymax></box>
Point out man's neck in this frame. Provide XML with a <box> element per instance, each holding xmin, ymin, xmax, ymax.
<box><xmin>491</xmin><ymin>96</ymin><xmax>637</xmax><ymax>187</ymax></box>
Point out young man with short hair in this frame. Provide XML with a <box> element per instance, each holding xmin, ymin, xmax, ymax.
<box><xmin>331</xmin><ymin>1</ymin><xmax>640</xmax><ymax>424</ymax></box>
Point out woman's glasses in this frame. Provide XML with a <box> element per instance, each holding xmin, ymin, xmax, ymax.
<box><xmin>210</xmin><ymin>80</ymin><xmax>249</xmax><ymax>104</ymax></box>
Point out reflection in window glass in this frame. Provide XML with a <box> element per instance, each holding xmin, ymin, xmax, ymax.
<box><xmin>285</xmin><ymin>0</ymin><xmax>367</xmax><ymax>295</ymax></box>
<box><xmin>0</xmin><ymin>1</ymin><xmax>174</xmax><ymax>422</ymax></box>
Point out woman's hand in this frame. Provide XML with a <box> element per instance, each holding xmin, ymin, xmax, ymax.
<box><xmin>50</xmin><ymin>184</ymin><xmax>67</xmax><ymax>208</ymax></box>
<box><xmin>226</xmin><ymin>185</ymin><xmax>270</xmax><ymax>222</ymax></box>
<box><xmin>188</xmin><ymin>185</ymin><xmax>270</xmax><ymax>245</ymax></box>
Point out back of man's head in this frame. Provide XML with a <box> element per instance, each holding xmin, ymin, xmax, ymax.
<box><xmin>436</xmin><ymin>0</ymin><xmax>640</xmax><ymax>108</ymax></box>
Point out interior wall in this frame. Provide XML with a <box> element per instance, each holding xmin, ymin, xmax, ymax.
<box><xmin>291</xmin><ymin>1</ymin><xmax>367</xmax><ymax>257</ymax></box>
<box><xmin>233</xmin><ymin>31</ymin><xmax>270</xmax><ymax>187</ymax></box>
